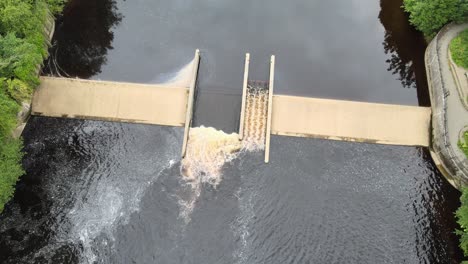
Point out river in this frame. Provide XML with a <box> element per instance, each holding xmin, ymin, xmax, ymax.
<box><xmin>0</xmin><ymin>0</ymin><xmax>462</xmax><ymax>263</ymax></box>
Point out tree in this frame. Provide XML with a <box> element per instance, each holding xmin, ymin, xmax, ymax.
<box><xmin>457</xmin><ymin>188</ymin><xmax>468</xmax><ymax>261</ymax></box>
<box><xmin>403</xmin><ymin>0</ymin><xmax>468</xmax><ymax>37</ymax></box>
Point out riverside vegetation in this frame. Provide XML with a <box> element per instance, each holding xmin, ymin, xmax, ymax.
<box><xmin>450</xmin><ymin>29</ymin><xmax>468</xmax><ymax>69</ymax></box>
<box><xmin>0</xmin><ymin>0</ymin><xmax>65</xmax><ymax>212</ymax></box>
<box><xmin>403</xmin><ymin>0</ymin><xmax>468</xmax><ymax>261</ymax></box>
<box><xmin>460</xmin><ymin>130</ymin><xmax>468</xmax><ymax>263</ymax></box>
<box><xmin>403</xmin><ymin>0</ymin><xmax>468</xmax><ymax>38</ymax></box>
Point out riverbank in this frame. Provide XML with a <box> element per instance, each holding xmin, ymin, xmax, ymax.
<box><xmin>0</xmin><ymin>1</ymin><xmax>61</xmax><ymax>212</ymax></box>
<box><xmin>13</xmin><ymin>12</ymin><xmax>56</xmax><ymax>138</ymax></box>
<box><xmin>425</xmin><ymin>23</ymin><xmax>468</xmax><ymax>189</ymax></box>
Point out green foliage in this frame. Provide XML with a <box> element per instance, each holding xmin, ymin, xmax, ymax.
<box><xmin>0</xmin><ymin>137</ymin><xmax>24</xmax><ymax>213</ymax></box>
<box><xmin>0</xmin><ymin>88</ymin><xmax>19</xmax><ymax>139</ymax></box>
<box><xmin>2</xmin><ymin>78</ymin><xmax>33</xmax><ymax>103</ymax></box>
<box><xmin>0</xmin><ymin>0</ymin><xmax>66</xmax><ymax>213</ymax></box>
<box><xmin>450</xmin><ymin>29</ymin><xmax>468</xmax><ymax>68</ymax></box>
<box><xmin>403</xmin><ymin>0</ymin><xmax>468</xmax><ymax>38</ymax></box>
<box><xmin>0</xmin><ymin>88</ymin><xmax>23</xmax><ymax>213</ymax></box>
<box><xmin>0</xmin><ymin>33</ymin><xmax>42</xmax><ymax>87</ymax></box>
<box><xmin>0</xmin><ymin>1</ymin><xmax>36</xmax><ymax>37</ymax></box>
<box><xmin>0</xmin><ymin>1</ymin><xmax>49</xmax><ymax>92</ymax></box>
<box><xmin>459</xmin><ymin>131</ymin><xmax>468</xmax><ymax>158</ymax></box>
<box><xmin>46</xmin><ymin>0</ymin><xmax>66</xmax><ymax>15</ymax></box>
<box><xmin>458</xmin><ymin>133</ymin><xmax>468</xmax><ymax>260</ymax></box>
<box><xmin>457</xmin><ymin>188</ymin><xmax>468</xmax><ymax>259</ymax></box>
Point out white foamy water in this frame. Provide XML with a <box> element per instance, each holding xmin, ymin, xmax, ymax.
<box><xmin>181</xmin><ymin>126</ymin><xmax>242</xmax><ymax>187</ymax></box>
<box><xmin>153</xmin><ymin>58</ymin><xmax>196</xmax><ymax>87</ymax></box>
<box><xmin>232</xmin><ymin>181</ymin><xmax>259</xmax><ymax>264</ymax></box>
<box><xmin>178</xmin><ymin>83</ymin><xmax>269</xmax><ymax>222</ymax></box>
<box><xmin>62</xmin><ymin>124</ymin><xmax>182</xmax><ymax>264</ymax></box>
<box><xmin>242</xmin><ymin>85</ymin><xmax>268</xmax><ymax>151</ymax></box>
<box><xmin>177</xmin><ymin>126</ymin><xmax>241</xmax><ymax>223</ymax></box>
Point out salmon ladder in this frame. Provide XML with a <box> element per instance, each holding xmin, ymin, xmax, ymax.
<box><xmin>239</xmin><ymin>54</ymin><xmax>276</xmax><ymax>163</ymax></box>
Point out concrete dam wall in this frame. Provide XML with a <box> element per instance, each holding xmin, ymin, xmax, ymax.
<box><xmin>32</xmin><ymin>76</ymin><xmax>431</xmax><ymax>148</ymax></box>
<box><xmin>32</xmin><ymin>77</ymin><xmax>189</xmax><ymax>127</ymax></box>
<box><xmin>271</xmin><ymin>95</ymin><xmax>431</xmax><ymax>147</ymax></box>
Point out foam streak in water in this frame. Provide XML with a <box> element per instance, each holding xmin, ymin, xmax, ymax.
<box><xmin>63</xmin><ymin>124</ymin><xmax>182</xmax><ymax>264</ymax></box>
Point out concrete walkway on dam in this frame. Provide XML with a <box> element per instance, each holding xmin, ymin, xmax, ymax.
<box><xmin>439</xmin><ymin>24</ymin><xmax>468</xmax><ymax>159</ymax></box>
<box><xmin>32</xmin><ymin>77</ymin><xmax>189</xmax><ymax>127</ymax></box>
<box><xmin>426</xmin><ymin>23</ymin><xmax>468</xmax><ymax>187</ymax></box>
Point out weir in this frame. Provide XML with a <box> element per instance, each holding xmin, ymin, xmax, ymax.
<box><xmin>32</xmin><ymin>77</ymin><xmax>189</xmax><ymax>126</ymax></box>
<box><xmin>271</xmin><ymin>95</ymin><xmax>431</xmax><ymax>147</ymax></box>
<box><xmin>31</xmin><ymin>51</ymin><xmax>432</xmax><ymax>161</ymax></box>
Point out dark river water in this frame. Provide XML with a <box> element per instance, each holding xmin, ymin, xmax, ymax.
<box><xmin>0</xmin><ymin>0</ymin><xmax>463</xmax><ymax>263</ymax></box>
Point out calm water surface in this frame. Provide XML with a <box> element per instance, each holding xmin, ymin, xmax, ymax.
<box><xmin>0</xmin><ymin>0</ymin><xmax>462</xmax><ymax>263</ymax></box>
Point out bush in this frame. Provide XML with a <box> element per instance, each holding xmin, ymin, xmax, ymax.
<box><xmin>459</xmin><ymin>131</ymin><xmax>468</xmax><ymax>158</ymax></box>
<box><xmin>46</xmin><ymin>0</ymin><xmax>66</xmax><ymax>15</ymax></box>
<box><xmin>450</xmin><ymin>29</ymin><xmax>468</xmax><ymax>68</ymax></box>
<box><xmin>457</xmin><ymin>188</ymin><xmax>468</xmax><ymax>260</ymax></box>
<box><xmin>0</xmin><ymin>138</ymin><xmax>24</xmax><ymax>213</ymax></box>
<box><xmin>403</xmin><ymin>0</ymin><xmax>468</xmax><ymax>38</ymax></box>
<box><xmin>0</xmin><ymin>88</ymin><xmax>24</xmax><ymax>213</ymax></box>
<box><xmin>0</xmin><ymin>88</ymin><xmax>19</xmax><ymax>138</ymax></box>
<box><xmin>0</xmin><ymin>33</ymin><xmax>43</xmax><ymax>88</ymax></box>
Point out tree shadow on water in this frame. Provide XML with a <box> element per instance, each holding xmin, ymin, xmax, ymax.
<box><xmin>379</xmin><ymin>0</ymin><xmax>430</xmax><ymax>106</ymax></box>
<box><xmin>43</xmin><ymin>0</ymin><xmax>122</xmax><ymax>79</ymax></box>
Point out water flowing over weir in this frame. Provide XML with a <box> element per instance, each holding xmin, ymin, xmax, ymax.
<box><xmin>178</xmin><ymin>81</ymin><xmax>269</xmax><ymax>221</ymax></box>
<box><xmin>181</xmin><ymin>127</ymin><xmax>241</xmax><ymax>187</ymax></box>
<box><xmin>242</xmin><ymin>81</ymin><xmax>269</xmax><ymax>151</ymax></box>
<box><xmin>182</xmin><ymin>80</ymin><xmax>270</xmax><ymax>175</ymax></box>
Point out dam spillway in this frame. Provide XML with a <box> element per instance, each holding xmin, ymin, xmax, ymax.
<box><xmin>31</xmin><ymin>76</ymin><xmax>431</xmax><ymax>149</ymax></box>
<box><xmin>31</xmin><ymin>77</ymin><xmax>189</xmax><ymax>127</ymax></box>
<box><xmin>271</xmin><ymin>95</ymin><xmax>431</xmax><ymax>147</ymax></box>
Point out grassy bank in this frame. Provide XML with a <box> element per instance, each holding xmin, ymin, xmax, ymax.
<box><xmin>0</xmin><ymin>0</ymin><xmax>65</xmax><ymax>213</ymax></box>
<box><xmin>450</xmin><ymin>29</ymin><xmax>468</xmax><ymax>69</ymax></box>
<box><xmin>459</xmin><ymin>131</ymin><xmax>468</xmax><ymax>158</ymax></box>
